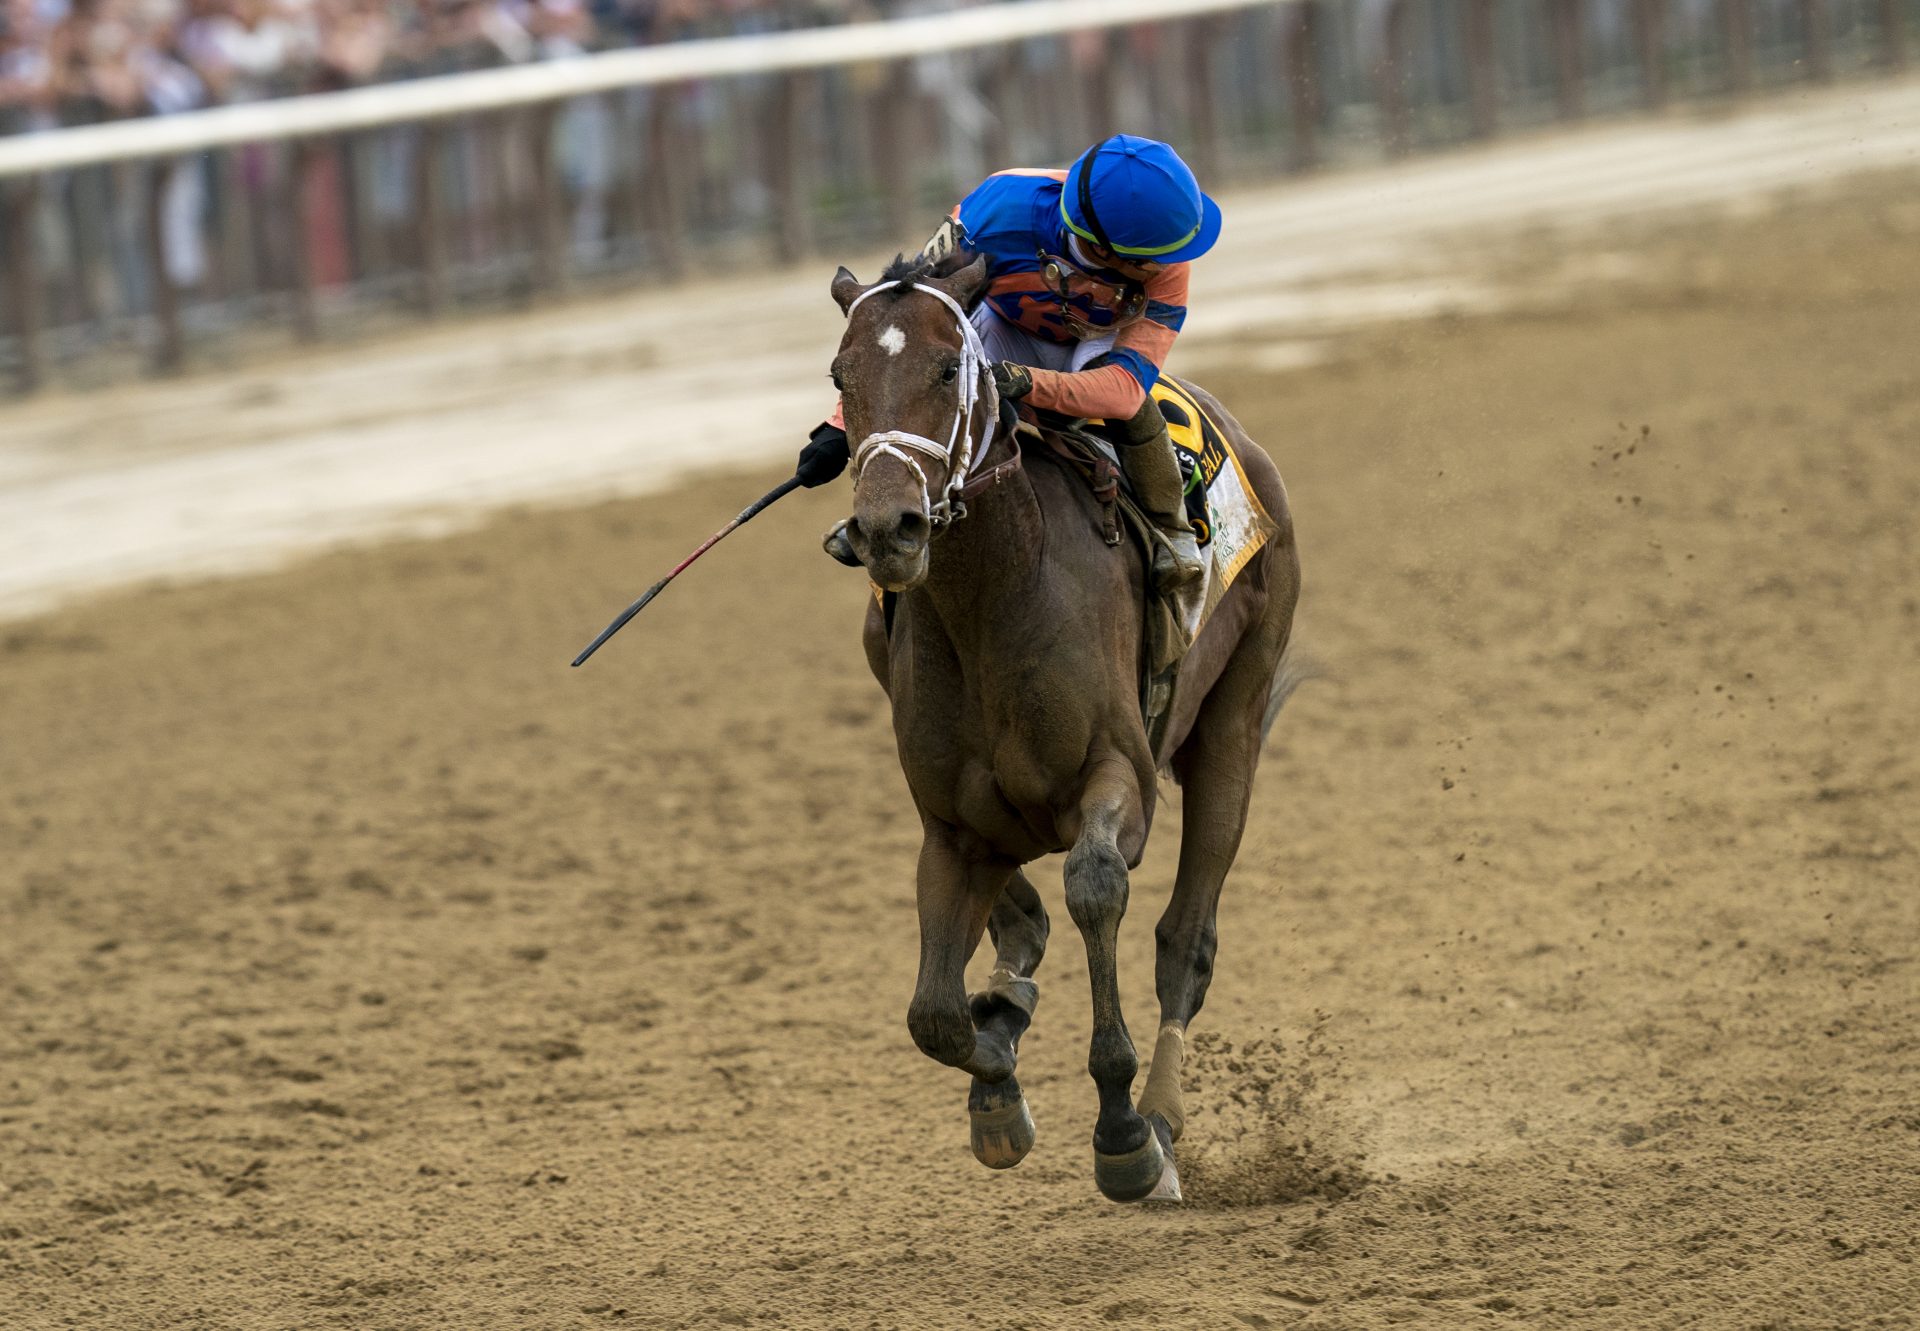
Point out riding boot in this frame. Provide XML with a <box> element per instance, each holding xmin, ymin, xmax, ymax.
<box><xmin>822</xmin><ymin>517</ymin><xmax>861</xmax><ymax>567</ymax></box>
<box><xmin>1118</xmin><ymin>398</ymin><xmax>1206</xmax><ymax>592</ymax></box>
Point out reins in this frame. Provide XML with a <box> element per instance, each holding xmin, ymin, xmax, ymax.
<box><xmin>844</xmin><ymin>279</ymin><xmax>1011</xmax><ymax>527</ymax></box>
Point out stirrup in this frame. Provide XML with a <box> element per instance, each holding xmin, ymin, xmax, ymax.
<box><xmin>1152</xmin><ymin>527</ymin><xmax>1206</xmax><ymax>593</ymax></box>
<box><xmin>822</xmin><ymin>518</ymin><xmax>861</xmax><ymax>568</ymax></box>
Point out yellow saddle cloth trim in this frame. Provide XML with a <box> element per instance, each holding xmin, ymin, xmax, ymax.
<box><xmin>1106</xmin><ymin>376</ymin><xmax>1276</xmax><ymax>589</ymax></box>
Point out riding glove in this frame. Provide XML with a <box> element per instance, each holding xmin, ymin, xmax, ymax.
<box><xmin>796</xmin><ymin>422</ymin><xmax>850</xmax><ymax>487</ymax></box>
<box><xmin>990</xmin><ymin>361</ymin><xmax>1034</xmax><ymax>401</ymax></box>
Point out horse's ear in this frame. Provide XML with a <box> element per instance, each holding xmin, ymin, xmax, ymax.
<box><xmin>830</xmin><ymin>266</ymin><xmax>864</xmax><ymax>315</ymax></box>
<box><xmin>941</xmin><ymin>253</ymin><xmax>990</xmax><ymax>309</ymax></box>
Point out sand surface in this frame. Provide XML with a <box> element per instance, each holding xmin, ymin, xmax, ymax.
<box><xmin>3</xmin><ymin>180</ymin><xmax>1918</xmax><ymax>1329</ymax></box>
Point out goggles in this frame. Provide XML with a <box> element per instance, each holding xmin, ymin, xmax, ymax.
<box><xmin>1038</xmin><ymin>252</ymin><xmax>1147</xmax><ymax>330</ymax></box>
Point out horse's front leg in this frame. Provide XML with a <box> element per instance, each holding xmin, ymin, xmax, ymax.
<box><xmin>1063</xmin><ymin>756</ymin><xmax>1169</xmax><ymax>1203</ymax></box>
<box><xmin>906</xmin><ymin>817</ymin><xmax>1018</xmax><ymax>1082</ymax></box>
<box><xmin>964</xmin><ymin>869</ymin><xmax>1048</xmax><ymax>1168</ymax></box>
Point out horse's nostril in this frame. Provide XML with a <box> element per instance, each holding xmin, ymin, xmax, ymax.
<box><xmin>896</xmin><ymin>510</ymin><xmax>929</xmax><ymax>543</ymax></box>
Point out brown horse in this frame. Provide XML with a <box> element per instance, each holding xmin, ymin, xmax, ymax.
<box><xmin>830</xmin><ymin>251</ymin><xmax>1301</xmax><ymax>1202</ymax></box>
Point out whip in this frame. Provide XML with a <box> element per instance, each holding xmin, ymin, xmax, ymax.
<box><xmin>570</xmin><ymin>476</ymin><xmax>805</xmax><ymax>667</ymax></box>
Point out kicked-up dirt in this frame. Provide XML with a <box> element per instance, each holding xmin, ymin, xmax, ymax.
<box><xmin>2</xmin><ymin>179</ymin><xmax>1917</xmax><ymax>1329</ymax></box>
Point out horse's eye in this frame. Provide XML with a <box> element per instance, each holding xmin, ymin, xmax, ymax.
<box><xmin>831</xmin><ymin>371</ymin><xmax>846</xmax><ymax>392</ymax></box>
<box><xmin>941</xmin><ymin>363</ymin><xmax>960</xmax><ymax>385</ymax></box>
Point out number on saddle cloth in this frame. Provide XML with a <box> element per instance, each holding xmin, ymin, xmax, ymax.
<box><xmin>1145</xmin><ymin>380</ymin><xmax>1231</xmax><ymax>545</ymax></box>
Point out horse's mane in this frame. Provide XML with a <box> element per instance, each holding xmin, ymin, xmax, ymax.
<box><xmin>875</xmin><ymin>249</ymin><xmax>987</xmax><ymax>310</ymax></box>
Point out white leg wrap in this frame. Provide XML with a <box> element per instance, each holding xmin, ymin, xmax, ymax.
<box><xmin>1135</xmin><ymin>1022</ymin><xmax>1188</xmax><ymax>1143</ymax></box>
<box><xmin>971</xmin><ymin>966</ymin><xmax>1038</xmax><ymax>1020</ymax></box>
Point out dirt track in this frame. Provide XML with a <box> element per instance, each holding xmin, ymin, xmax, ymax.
<box><xmin>3</xmin><ymin>181</ymin><xmax>1918</xmax><ymax>1330</ymax></box>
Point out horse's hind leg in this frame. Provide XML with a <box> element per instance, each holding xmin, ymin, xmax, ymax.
<box><xmin>966</xmin><ymin>870</ymin><xmax>1048</xmax><ymax>1168</ymax></box>
<box><xmin>1136</xmin><ymin>629</ymin><xmax>1291</xmax><ymax>1190</ymax></box>
<box><xmin>1063</xmin><ymin>757</ymin><xmax>1166</xmax><ymax>1202</ymax></box>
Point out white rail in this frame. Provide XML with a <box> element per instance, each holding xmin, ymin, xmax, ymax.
<box><xmin>0</xmin><ymin>0</ymin><xmax>1289</xmax><ymax>179</ymax></box>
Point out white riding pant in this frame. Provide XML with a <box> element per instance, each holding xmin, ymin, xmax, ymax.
<box><xmin>970</xmin><ymin>305</ymin><xmax>1115</xmax><ymax>374</ymax></box>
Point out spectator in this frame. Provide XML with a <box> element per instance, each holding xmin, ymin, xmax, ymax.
<box><xmin>316</xmin><ymin>0</ymin><xmax>393</xmax><ymax>88</ymax></box>
<box><xmin>49</xmin><ymin>0</ymin><xmax>149</xmax><ymax>122</ymax></box>
<box><xmin>1</xmin><ymin>0</ymin><xmax>58</xmax><ymax>135</ymax></box>
<box><xmin>178</xmin><ymin>0</ymin><xmax>311</xmax><ymax>104</ymax></box>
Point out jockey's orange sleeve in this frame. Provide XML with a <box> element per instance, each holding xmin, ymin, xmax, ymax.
<box><xmin>1025</xmin><ymin>262</ymin><xmax>1189</xmax><ymax>420</ymax></box>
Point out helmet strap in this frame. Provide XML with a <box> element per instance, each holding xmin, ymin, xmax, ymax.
<box><xmin>1075</xmin><ymin>134</ymin><xmax>1120</xmax><ymax>254</ymax></box>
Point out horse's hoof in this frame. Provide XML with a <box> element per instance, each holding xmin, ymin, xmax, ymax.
<box><xmin>1094</xmin><ymin>1127</ymin><xmax>1168</xmax><ymax>1203</ymax></box>
<box><xmin>970</xmin><ymin>1093</ymin><xmax>1036</xmax><ymax>1169</ymax></box>
<box><xmin>1144</xmin><ymin>1150</ymin><xmax>1183</xmax><ymax>1204</ymax></box>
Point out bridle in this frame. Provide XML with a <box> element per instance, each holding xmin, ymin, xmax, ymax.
<box><xmin>843</xmin><ymin>279</ymin><xmax>1002</xmax><ymax>528</ymax></box>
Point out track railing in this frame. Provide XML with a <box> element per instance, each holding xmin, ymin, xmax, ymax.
<box><xmin>0</xmin><ymin>0</ymin><xmax>1912</xmax><ymax>391</ymax></box>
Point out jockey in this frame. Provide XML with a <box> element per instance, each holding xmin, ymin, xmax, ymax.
<box><xmin>799</xmin><ymin>134</ymin><xmax>1222</xmax><ymax>590</ymax></box>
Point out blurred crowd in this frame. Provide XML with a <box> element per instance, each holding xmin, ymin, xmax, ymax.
<box><xmin>0</xmin><ymin>0</ymin><xmax>910</xmax><ymax>135</ymax></box>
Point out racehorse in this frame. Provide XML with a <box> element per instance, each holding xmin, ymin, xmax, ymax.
<box><xmin>831</xmin><ymin>250</ymin><xmax>1301</xmax><ymax>1202</ymax></box>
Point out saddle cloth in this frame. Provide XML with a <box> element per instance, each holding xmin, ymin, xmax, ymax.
<box><xmin>1099</xmin><ymin>376</ymin><xmax>1277</xmax><ymax>652</ymax></box>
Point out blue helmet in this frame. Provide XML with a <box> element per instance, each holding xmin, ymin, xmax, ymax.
<box><xmin>1058</xmin><ymin>135</ymin><xmax>1223</xmax><ymax>265</ymax></box>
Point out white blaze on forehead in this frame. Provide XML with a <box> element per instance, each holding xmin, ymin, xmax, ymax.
<box><xmin>878</xmin><ymin>325</ymin><xmax>907</xmax><ymax>356</ymax></box>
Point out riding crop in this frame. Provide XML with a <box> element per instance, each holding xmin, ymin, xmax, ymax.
<box><xmin>570</xmin><ymin>475</ymin><xmax>804</xmax><ymax>667</ymax></box>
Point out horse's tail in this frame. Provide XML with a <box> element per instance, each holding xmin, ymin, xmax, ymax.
<box><xmin>1261</xmin><ymin>639</ymin><xmax>1319</xmax><ymax>749</ymax></box>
